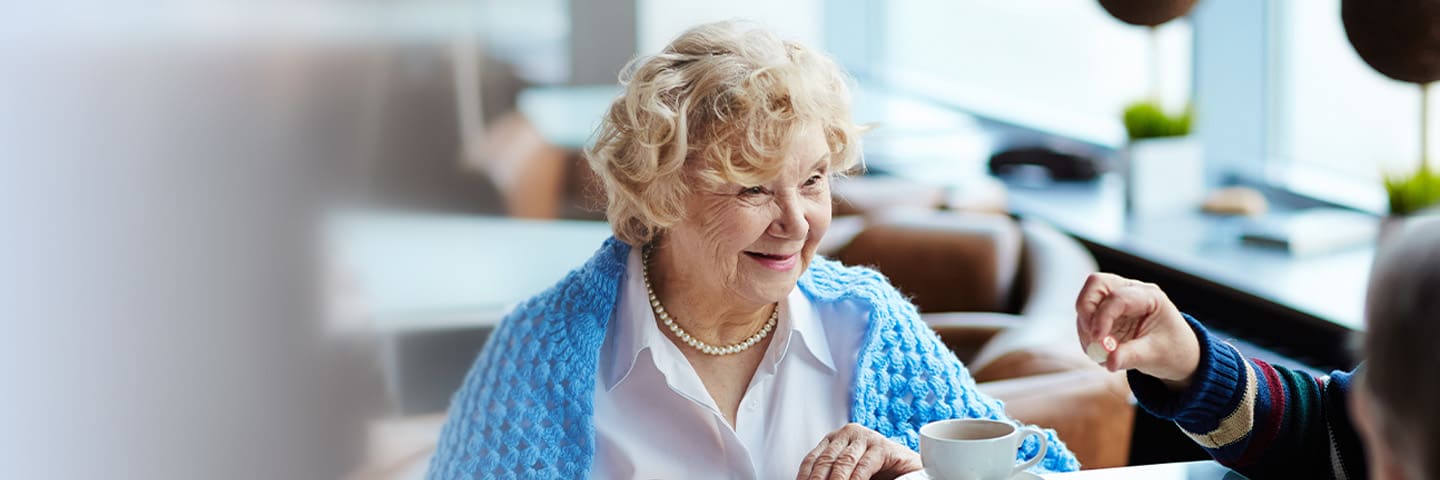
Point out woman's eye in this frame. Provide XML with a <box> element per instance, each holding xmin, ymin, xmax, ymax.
<box><xmin>739</xmin><ymin>186</ymin><xmax>767</xmax><ymax>196</ymax></box>
<box><xmin>803</xmin><ymin>174</ymin><xmax>824</xmax><ymax>187</ymax></box>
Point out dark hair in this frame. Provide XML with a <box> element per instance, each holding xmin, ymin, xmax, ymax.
<box><xmin>1363</xmin><ymin>219</ymin><xmax>1440</xmax><ymax>479</ymax></box>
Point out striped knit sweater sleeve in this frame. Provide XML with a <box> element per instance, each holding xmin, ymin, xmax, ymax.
<box><xmin>1127</xmin><ymin>315</ymin><xmax>1368</xmax><ymax>479</ymax></box>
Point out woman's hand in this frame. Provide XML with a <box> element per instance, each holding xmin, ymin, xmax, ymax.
<box><xmin>796</xmin><ymin>423</ymin><xmax>922</xmax><ymax>480</ymax></box>
<box><xmin>1075</xmin><ymin>272</ymin><xmax>1201</xmax><ymax>390</ymax></box>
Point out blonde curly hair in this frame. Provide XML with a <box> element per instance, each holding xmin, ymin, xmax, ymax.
<box><xmin>586</xmin><ymin>20</ymin><xmax>864</xmax><ymax>246</ymax></box>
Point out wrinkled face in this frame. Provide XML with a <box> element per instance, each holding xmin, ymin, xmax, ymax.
<box><xmin>657</xmin><ymin>125</ymin><xmax>833</xmax><ymax>308</ymax></box>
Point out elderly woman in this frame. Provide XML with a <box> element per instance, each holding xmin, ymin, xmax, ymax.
<box><xmin>428</xmin><ymin>20</ymin><xmax>1078</xmax><ymax>479</ymax></box>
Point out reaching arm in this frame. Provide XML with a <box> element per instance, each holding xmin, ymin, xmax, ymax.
<box><xmin>1128</xmin><ymin>317</ymin><xmax>1366</xmax><ymax>479</ymax></box>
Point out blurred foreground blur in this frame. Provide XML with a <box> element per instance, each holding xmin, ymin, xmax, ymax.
<box><xmin>0</xmin><ymin>1</ymin><xmax>476</xmax><ymax>477</ymax></box>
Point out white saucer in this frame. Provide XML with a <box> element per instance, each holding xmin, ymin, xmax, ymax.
<box><xmin>910</xmin><ymin>471</ymin><xmax>1044</xmax><ymax>480</ymax></box>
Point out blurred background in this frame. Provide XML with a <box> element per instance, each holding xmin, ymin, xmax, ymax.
<box><xmin>2</xmin><ymin>0</ymin><xmax>1432</xmax><ymax>478</ymax></box>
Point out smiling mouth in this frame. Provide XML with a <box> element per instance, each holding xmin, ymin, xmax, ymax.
<box><xmin>744</xmin><ymin>251</ymin><xmax>795</xmax><ymax>261</ymax></box>
<box><xmin>743</xmin><ymin>251</ymin><xmax>801</xmax><ymax>271</ymax></box>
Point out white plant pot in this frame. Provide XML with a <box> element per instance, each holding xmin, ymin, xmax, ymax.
<box><xmin>1124</xmin><ymin>136</ymin><xmax>1205</xmax><ymax>217</ymax></box>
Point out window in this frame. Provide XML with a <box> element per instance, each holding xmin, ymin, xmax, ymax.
<box><xmin>870</xmin><ymin>0</ymin><xmax>1193</xmax><ymax>147</ymax></box>
<box><xmin>1270</xmin><ymin>0</ymin><xmax>1437</xmax><ymax>184</ymax></box>
<box><xmin>860</xmin><ymin>0</ymin><xmax>1432</xmax><ymax>211</ymax></box>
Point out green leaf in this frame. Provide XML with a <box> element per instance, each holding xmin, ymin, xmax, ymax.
<box><xmin>1385</xmin><ymin>164</ymin><xmax>1440</xmax><ymax>215</ymax></box>
<box><xmin>1123</xmin><ymin>100</ymin><xmax>1193</xmax><ymax>140</ymax></box>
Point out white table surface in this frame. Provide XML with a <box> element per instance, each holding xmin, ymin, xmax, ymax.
<box><xmin>1041</xmin><ymin>461</ymin><xmax>1245</xmax><ymax>479</ymax></box>
<box><xmin>328</xmin><ymin>211</ymin><xmax>615</xmax><ymax>332</ymax></box>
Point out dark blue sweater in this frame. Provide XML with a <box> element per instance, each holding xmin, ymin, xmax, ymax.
<box><xmin>1129</xmin><ymin>315</ymin><xmax>1368</xmax><ymax>479</ymax></box>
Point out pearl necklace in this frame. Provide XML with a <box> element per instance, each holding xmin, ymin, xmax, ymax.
<box><xmin>642</xmin><ymin>247</ymin><xmax>777</xmax><ymax>356</ymax></box>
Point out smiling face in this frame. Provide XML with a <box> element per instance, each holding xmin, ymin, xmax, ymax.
<box><xmin>652</xmin><ymin>125</ymin><xmax>833</xmax><ymax>310</ymax></box>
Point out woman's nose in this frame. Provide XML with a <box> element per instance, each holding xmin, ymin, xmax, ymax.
<box><xmin>768</xmin><ymin>191</ymin><xmax>808</xmax><ymax>239</ymax></box>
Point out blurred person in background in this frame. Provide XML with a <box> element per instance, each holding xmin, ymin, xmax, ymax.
<box><xmin>426</xmin><ymin>20</ymin><xmax>1079</xmax><ymax>480</ymax></box>
<box><xmin>1074</xmin><ymin>221</ymin><xmax>1440</xmax><ymax>479</ymax></box>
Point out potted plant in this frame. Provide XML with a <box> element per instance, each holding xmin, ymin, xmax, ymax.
<box><xmin>1341</xmin><ymin>0</ymin><xmax>1440</xmax><ymax>239</ymax></box>
<box><xmin>1098</xmin><ymin>0</ymin><xmax>1204</xmax><ymax>217</ymax></box>
<box><xmin>1381</xmin><ymin>165</ymin><xmax>1440</xmax><ymax>239</ymax></box>
<box><xmin>1385</xmin><ymin>166</ymin><xmax>1440</xmax><ymax>216</ymax></box>
<box><xmin>1121</xmin><ymin>100</ymin><xmax>1203</xmax><ymax>217</ymax></box>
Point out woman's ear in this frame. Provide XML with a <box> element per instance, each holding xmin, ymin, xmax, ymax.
<box><xmin>1351</xmin><ymin>385</ymin><xmax>1413</xmax><ymax>480</ymax></box>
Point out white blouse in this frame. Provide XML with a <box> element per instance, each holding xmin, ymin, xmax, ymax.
<box><xmin>591</xmin><ymin>248</ymin><xmax>870</xmax><ymax>479</ymax></box>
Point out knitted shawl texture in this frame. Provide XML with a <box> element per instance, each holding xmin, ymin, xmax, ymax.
<box><xmin>428</xmin><ymin>238</ymin><xmax>1078</xmax><ymax>478</ymax></box>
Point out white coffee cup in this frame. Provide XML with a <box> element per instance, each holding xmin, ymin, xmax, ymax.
<box><xmin>919</xmin><ymin>418</ymin><xmax>1048</xmax><ymax>480</ymax></box>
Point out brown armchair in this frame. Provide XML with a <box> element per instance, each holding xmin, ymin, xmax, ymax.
<box><xmin>824</xmin><ymin>209</ymin><xmax>1136</xmax><ymax>469</ymax></box>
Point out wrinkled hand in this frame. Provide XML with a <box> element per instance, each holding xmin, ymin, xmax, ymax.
<box><xmin>1075</xmin><ymin>273</ymin><xmax>1201</xmax><ymax>389</ymax></box>
<box><xmin>796</xmin><ymin>423</ymin><xmax>922</xmax><ymax>480</ymax></box>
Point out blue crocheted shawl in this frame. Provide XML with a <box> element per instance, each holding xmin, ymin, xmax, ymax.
<box><xmin>428</xmin><ymin>238</ymin><xmax>1078</xmax><ymax>479</ymax></box>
